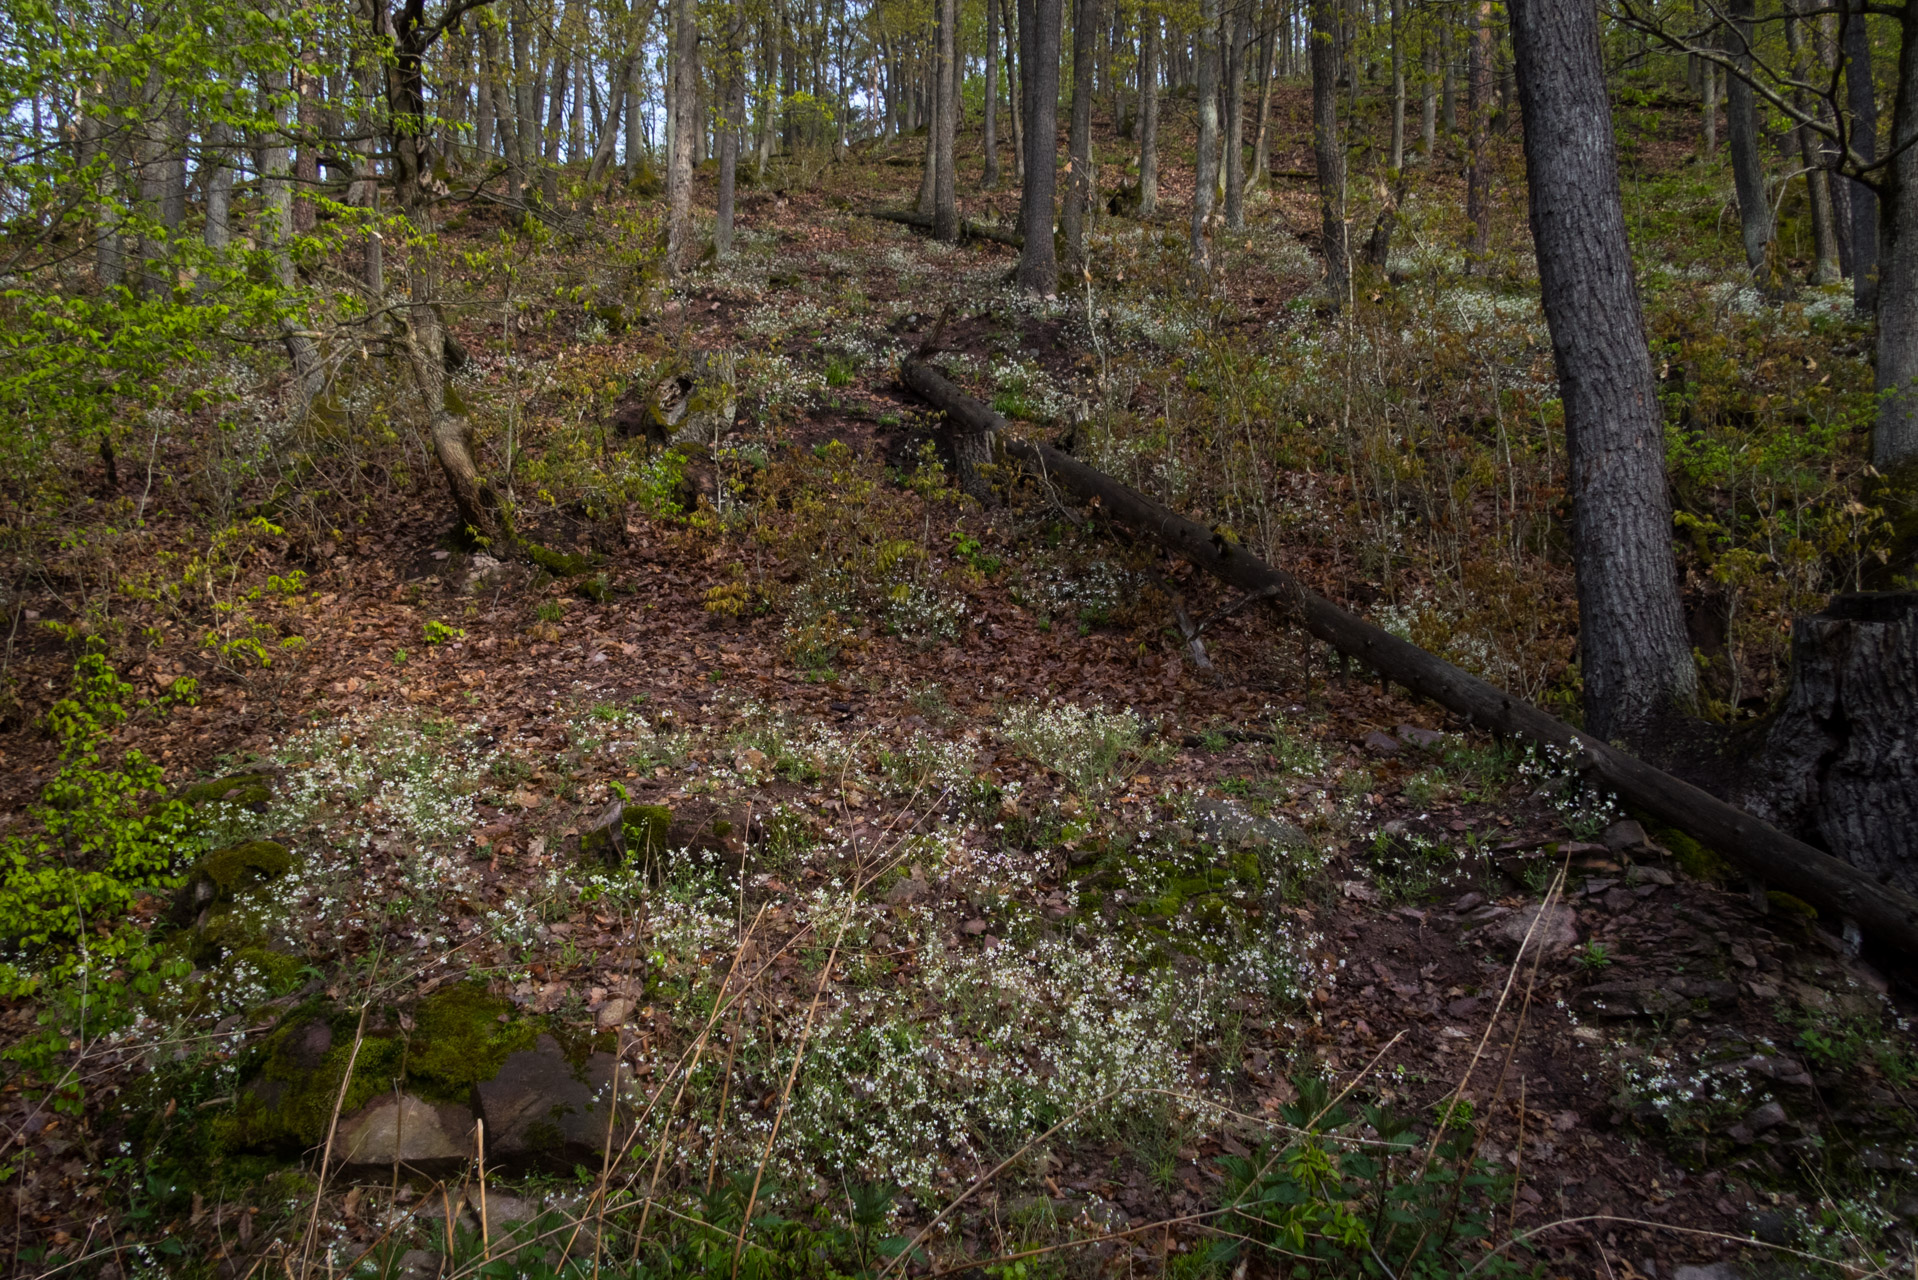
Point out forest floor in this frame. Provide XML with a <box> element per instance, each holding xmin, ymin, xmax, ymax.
<box><xmin>0</xmin><ymin>93</ymin><xmax>1913</xmax><ymax>1280</ymax></box>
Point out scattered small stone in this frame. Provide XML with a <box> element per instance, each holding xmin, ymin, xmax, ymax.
<box><xmin>1340</xmin><ymin>879</ymin><xmax>1380</xmax><ymax>903</ymax></box>
<box><xmin>1490</xmin><ymin>902</ymin><xmax>1578</xmax><ymax>958</ymax></box>
<box><xmin>1745</xmin><ymin>1100</ymin><xmax>1787</xmax><ymax>1134</ymax></box>
<box><xmin>1452</xmin><ymin>892</ymin><xmax>1486</xmax><ymax>912</ymax></box>
<box><xmin>961</xmin><ymin>919</ymin><xmax>988</xmax><ymax>935</ymax></box>
<box><xmin>1394</xmin><ymin>725</ymin><xmax>1446</xmax><ymax>749</ymax></box>
<box><xmin>1601</xmin><ymin>819</ymin><xmax>1650</xmax><ymax>854</ymax></box>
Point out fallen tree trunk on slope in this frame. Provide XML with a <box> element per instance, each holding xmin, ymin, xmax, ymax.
<box><xmin>899</xmin><ymin>356</ymin><xmax>1918</xmax><ymax>960</ymax></box>
<box><xmin>863</xmin><ymin>207</ymin><xmax>1025</xmax><ymax>249</ymax></box>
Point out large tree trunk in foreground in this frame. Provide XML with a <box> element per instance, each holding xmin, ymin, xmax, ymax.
<box><xmin>1016</xmin><ymin>0</ymin><xmax>1062</xmax><ymax>293</ymax></box>
<box><xmin>898</xmin><ymin>356</ymin><xmax>1918</xmax><ymax>958</ymax></box>
<box><xmin>1510</xmin><ymin>0</ymin><xmax>1698</xmax><ymax>752</ymax></box>
<box><xmin>1745</xmin><ymin>593</ymin><xmax>1918</xmax><ymax>896</ymax></box>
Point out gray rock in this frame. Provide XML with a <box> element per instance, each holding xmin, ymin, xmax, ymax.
<box><xmin>1671</xmin><ymin>1265</ymin><xmax>1747</xmax><ymax>1280</ymax></box>
<box><xmin>1575</xmin><ymin>977</ymin><xmax>1739</xmax><ymax>1018</ymax></box>
<box><xmin>1395</xmin><ymin>725</ymin><xmax>1447</xmax><ymax>749</ymax></box>
<box><xmin>1190</xmin><ymin>799</ymin><xmax>1306</xmax><ymax>850</ymax></box>
<box><xmin>1362</xmin><ymin>731</ymin><xmax>1401</xmax><ymax>756</ymax></box>
<box><xmin>467</xmin><ymin>1186</ymin><xmax>540</xmax><ymax>1226</ymax></box>
<box><xmin>1602</xmin><ymin>820</ymin><xmax>1651</xmax><ymax>854</ymax></box>
<box><xmin>1490</xmin><ymin>902</ymin><xmax>1578</xmax><ymax>959</ymax></box>
<box><xmin>395</xmin><ymin>1250</ymin><xmax>444</xmax><ymax>1280</ymax></box>
<box><xmin>334</xmin><ymin>1093</ymin><xmax>473</xmax><ymax>1169</ymax></box>
<box><xmin>1745</xmin><ymin>1100</ymin><xmax>1787</xmax><ymax>1134</ymax></box>
<box><xmin>1628</xmin><ymin>864</ymin><xmax>1675</xmax><ymax>886</ymax></box>
<box><xmin>579</xmin><ymin>801</ymin><xmax>626</xmax><ymax>864</ymax></box>
<box><xmin>477</xmin><ymin>1035</ymin><xmax>632</xmax><ymax>1169</ymax></box>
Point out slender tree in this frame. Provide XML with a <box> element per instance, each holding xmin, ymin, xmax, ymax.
<box><xmin>985</xmin><ymin>0</ymin><xmax>1002</xmax><ymax>186</ymax></box>
<box><xmin>1508</xmin><ymin>0</ymin><xmax>1698</xmax><ymax>750</ymax></box>
<box><xmin>1843</xmin><ymin>0</ymin><xmax>1878</xmax><ymax>312</ymax></box>
<box><xmin>1309</xmin><ymin>0</ymin><xmax>1345</xmax><ymax>303</ymax></box>
<box><xmin>1190</xmin><ymin>0</ymin><xmax>1220</xmax><ymax>275</ymax></box>
<box><xmin>933</xmin><ymin>0</ymin><xmax>959</xmax><ymax>238</ymax></box>
<box><xmin>1017</xmin><ymin>0</ymin><xmax>1062</xmax><ymax>292</ymax></box>
<box><xmin>664</xmin><ymin>0</ymin><xmax>698</xmax><ymax>270</ymax></box>
<box><xmin>1724</xmin><ymin>0</ymin><xmax>1773</xmax><ymax>280</ymax></box>
<box><xmin>1137</xmin><ymin>4</ymin><xmax>1159</xmax><ymax>215</ymax></box>
<box><xmin>1063</xmin><ymin>0</ymin><xmax>1100</xmax><ymax>262</ymax></box>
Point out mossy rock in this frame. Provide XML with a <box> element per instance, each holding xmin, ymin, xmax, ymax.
<box><xmin>527</xmin><ymin>543</ymin><xmax>596</xmax><ymax>577</ymax></box>
<box><xmin>224</xmin><ymin>1003</ymin><xmax>407</xmax><ymax>1153</ymax></box>
<box><xmin>404</xmin><ymin>982</ymin><xmax>541</xmax><ymax>1099</ymax></box>
<box><xmin>171</xmin><ymin>840</ymin><xmax>295</xmax><ymax>928</ymax></box>
<box><xmin>175</xmin><ymin>773</ymin><xmax>273</xmax><ymax>811</ymax></box>
<box><xmin>222</xmin><ymin>945</ymin><xmax>307</xmax><ymax>996</ymax></box>
<box><xmin>1654</xmin><ymin>825</ymin><xmax>1731</xmax><ymax>883</ymax></box>
<box><xmin>623</xmin><ymin>804</ymin><xmax>673</xmax><ymax>861</ymax></box>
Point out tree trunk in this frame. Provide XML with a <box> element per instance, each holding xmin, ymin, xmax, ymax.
<box><xmin>1871</xmin><ymin>2</ymin><xmax>1918</xmax><ymax>468</ymax></box>
<box><xmin>1006</xmin><ymin>0</ymin><xmax>1024</xmax><ymax>181</ymax></box>
<box><xmin>1309</xmin><ymin>0</ymin><xmax>1346</xmax><ymax>304</ymax></box>
<box><xmin>665</xmin><ymin>0</ymin><xmax>699</xmax><ymax>271</ymax></box>
<box><xmin>1440</xmin><ymin>20</ymin><xmax>1456</xmax><ymax>134</ymax></box>
<box><xmin>1388</xmin><ymin>0</ymin><xmax>1405</xmax><ymax>171</ymax></box>
<box><xmin>985</xmin><ymin>0</ymin><xmax>1001</xmax><ymax>186</ymax></box>
<box><xmin>1509</xmin><ymin>0</ymin><xmax>1698</xmax><ymax>750</ymax></box>
<box><xmin>1064</xmin><ymin>0</ymin><xmax>1100</xmax><ymax>261</ymax></box>
<box><xmin>1845</xmin><ymin>0</ymin><xmax>1879</xmax><ymax>312</ymax></box>
<box><xmin>1138</xmin><ymin>8</ymin><xmax>1159</xmax><ymax>215</ymax></box>
<box><xmin>900</xmin><ymin>356</ymin><xmax>1918</xmax><ymax>958</ymax></box>
<box><xmin>1700</xmin><ymin>52</ymin><xmax>1716</xmax><ymax>156</ymax></box>
<box><xmin>1248</xmin><ymin>2</ymin><xmax>1276</xmax><ymax>192</ymax></box>
<box><xmin>716</xmin><ymin>19</ymin><xmax>742</xmax><ymax>256</ymax></box>
<box><xmin>933</xmin><ymin>0</ymin><xmax>960</xmax><ymax>239</ymax></box>
<box><xmin>1465</xmin><ymin>0</ymin><xmax>1492</xmax><ymax>267</ymax></box>
<box><xmin>1725</xmin><ymin>0</ymin><xmax>1774</xmax><ymax>280</ymax></box>
<box><xmin>1787</xmin><ymin>6</ymin><xmax>1842</xmax><ymax>284</ymax></box>
<box><xmin>1221</xmin><ymin>1</ymin><xmax>1246</xmax><ymax>229</ymax></box>
<box><xmin>294</xmin><ymin>44</ymin><xmax>321</xmax><ymax>233</ymax></box>
<box><xmin>1747</xmin><ymin>592</ymin><xmax>1918</xmax><ymax>897</ymax></box>
<box><xmin>1190</xmin><ymin>0</ymin><xmax>1220</xmax><ymax>276</ymax></box>
<box><xmin>1017</xmin><ymin>0</ymin><xmax>1062</xmax><ymax>293</ymax></box>
<box><xmin>1420</xmin><ymin>35</ymin><xmax>1437</xmax><ymax>160</ymax></box>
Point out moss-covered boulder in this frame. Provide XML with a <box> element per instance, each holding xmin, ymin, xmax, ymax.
<box><xmin>171</xmin><ymin>839</ymin><xmax>294</xmax><ymax>928</ymax></box>
<box><xmin>175</xmin><ymin>772</ymin><xmax>274</xmax><ymax>812</ymax></box>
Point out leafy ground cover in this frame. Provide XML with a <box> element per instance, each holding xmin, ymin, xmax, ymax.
<box><xmin>0</xmin><ymin>93</ymin><xmax>1911</xmax><ymax>1280</ymax></box>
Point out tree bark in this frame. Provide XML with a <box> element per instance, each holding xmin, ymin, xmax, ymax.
<box><xmin>933</xmin><ymin>0</ymin><xmax>960</xmax><ymax>239</ymax></box>
<box><xmin>1465</xmin><ymin>0</ymin><xmax>1492</xmax><ymax>267</ymax></box>
<box><xmin>899</xmin><ymin>355</ymin><xmax>1918</xmax><ymax>958</ymax></box>
<box><xmin>1248</xmin><ymin>0</ymin><xmax>1276</xmax><ymax>192</ymax></box>
<box><xmin>1006</xmin><ymin>0</ymin><xmax>1025</xmax><ymax>181</ymax></box>
<box><xmin>985</xmin><ymin>0</ymin><xmax>1001</xmax><ymax>186</ymax></box>
<box><xmin>1700</xmin><ymin>50</ymin><xmax>1716</xmax><ymax>157</ymax></box>
<box><xmin>1871</xmin><ymin>1</ymin><xmax>1918</xmax><ymax>468</ymax></box>
<box><xmin>1388</xmin><ymin>0</ymin><xmax>1405</xmax><ymax>171</ymax></box>
<box><xmin>1309</xmin><ymin>0</ymin><xmax>1346</xmax><ymax>304</ymax></box>
<box><xmin>1017</xmin><ymin>0</ymin><xmax>1062</xmax><ymax>293</ymax></box>
<box><xmin>1064</xmin><ymin>0</ymin><xmax>1100</xmax><ymax>262</ymax></box>
<box><xmin>665</xmin><ymin>0</ymin><xmax>699</xmax><ymax>271</ymax></box>
<box><xmin>1509</xmin><ymin>0</ymin><xmax>1698</xmax><ymax>750</ymax></box>
<box><xmin>1138</xmin><ymin>7</ymin><xmax>1159</xmax><ymax>215</ymax></box>
<box><xmin>1725</xmin><ymin>0</ymin><xmax>1774</xmax><ymax>280</ymax></box>
<box><xmin>1420</xmin><ymin>34</ymin><xmax>1437</xmax><ymax>160</ymax></box>
<box><xmin>1190</xmin><ymin>0</ymin><xmax>1220</xmax><ymax>277</ymax></box>
<box><xmin>1844</xmin><ymin>0</ymin><xmax>1879</xmax><ymax>312</ymax></box>
<box><xmin>1746</xmin><ymin>592</ymin><xmax>1918</xmax><ymax>896</ymax></box>
<box><xmin>1221</xmin><ymin>0</ymin><xmax>1246</xmax><ymax>229</ymax></box>
<box><xmin>1787</xmin><ymin>3</ymin><xmax>1842</xmax><ymax>284</ymax></box>
<box><xmin>716</xmin><ymin>16</ymin><xmax>742</xmax><ymax>256</ymax></box>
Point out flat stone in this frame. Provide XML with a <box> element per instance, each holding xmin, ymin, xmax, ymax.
<box><xmin>1672</xmin><ymin>1265</ymin><xmax>1747</xmax><ymax>1280</ymax></box>
<box><xmin>1575</xmin><ymin>977</ymin><xmax>1740</xmax><ymax>1018</ymax></box>
<box><xmin>466</xmin><ymin>1186</ymin><xmax>540</xmax><ymax>1226</ymax></box>
<box><xmin>477</xmin><ymin>1035</ymin><xmax>631</xmax><ymax>1169</ymax></box>
<box><xmin>1628</xmin><ymin>864</ymin><xmax>1674</xmax><ymax>886</ymax></box>
<box><xmin>395</xmin><ymin>1249</ymin><xmax>444</xmax><ymax>1280</ymax></box>
<box><xmin>1491</xmin><ymin>903</ymin><xmax>1578</xmax><ymax>958</ymax></box>
<box><xmin>595</xmin><ymin>998</ymin><xmax>634</xmax><ymax>1029</ymax></box>
<box><xmin>1602</xmin><ymin>819</ymin><xmax>1650</xmax><ymax>853</ymax></box>
<box><xmin>1190</xmin><ymin>799</ymin><xmax>1306</xmax><ymax>850</ymax></box>
<box><xmin>1362</xmin><ymin>731</ymin><xmax>1401</xmax><ymax>756</ymax></box>
<box><xmin>1745</xmin><ymin>1100</ymin><xmax>1787</xmax><ymax>1133</ymax></box>
<box><xmin>334</xmin><ymin>1093</ymin><xmax>473</xmax><ymax>1169</ymax></box>
<box><xmin>1395</xmin><ymin>725</ymin><xmax>1446</xmax><ymax>749</ymax></box>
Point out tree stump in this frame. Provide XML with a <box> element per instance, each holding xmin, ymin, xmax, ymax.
<box><xmin>1747</xmin><ymin>592</ymin><xmax>1918</xmax><ymax>894</ymax></box>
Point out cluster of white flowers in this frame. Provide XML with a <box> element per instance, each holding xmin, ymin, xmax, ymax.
<box><xmin>999</xmin><ymin>699</ymin><xmax>1144</xmax><ymax>795</ymax></box>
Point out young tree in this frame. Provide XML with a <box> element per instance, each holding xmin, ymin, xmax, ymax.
<box><xmin>933</xmin><ymin>0</ymin><xmax>959</xmax><ymax>239</ymax></box>
<box><xmin>1509</xmin><ymin>0</ymin><xmax>1698</xmax><ymax>749</ymax></box>
<box><xmin>1136</xmin><ymin>4</ymin><xmax>1159</xmax><ymax>215</ymax></box>
<box><xmin>1723</xmin><ymin>0</ymin><xmax>1773</xmax><ymax>279</ymax></box>
<box><xmin>1309</xmin><ymin>0</ymin><xmax>1346</xmax><ymax>304</ymax></box>
<box><xmin>664</xmin><ymin>0</ymin><xmax>699</xmax><ymax>270</ymax></box>
<box><xmin>985</xmin><ymin>0</ymin><xmax>1002</xmax><ymax>186</ymax></box>
<box><xmin>1063</xmin><ymin>0</ymin><xmax>1100</xmax><ymax>263</ymax></box>
<box><xmin>1017</xmin><ymin>0</ymin><xmax>1062</xmax><ymax>292</ymax></box>
<box><xmin>1190</xmin><ymin>0</ymin><xmax>1220</xmax><ymax>275</ymax></box>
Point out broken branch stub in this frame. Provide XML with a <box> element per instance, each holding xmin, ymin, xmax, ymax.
<box><xmin>898</xmin><ymin>357</ymin><xmax>1918</xmax><ymax>959</ymax></box>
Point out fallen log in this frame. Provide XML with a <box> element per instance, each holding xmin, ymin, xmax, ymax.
<box><xmin>899</xmin><ymin>356</ymin><xmax>1918</xmax><ymax>959</ymax></box>
<box><xmin>863</xmin><ymin>207</ymin><xmax>1024</xmax><ymax>249</ymax></box>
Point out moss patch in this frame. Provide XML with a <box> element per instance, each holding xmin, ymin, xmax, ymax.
<box><xmin>1656</xmin><ymin>825</ymin><xmax>1731</xmax><ymax>882</ymax></box>
<box><xmin>176</xmin><ymin>774</ymin><xmax>273</xmax><ymax>809</ymax></box>
<box><xmin>404</xmin><ymin>982</ymin><xmax>540</xmax><ymax>1099</ymax></box>
<box><xmin>225</xmin><ymin>1004</ymin><xmax>405</xmax><ymax>1152</ymax></box>
<box><xmin>527</xmin><ymin>543</ymin><xmax>595</xmax><ymax>577</ymax></box>
<box><xmin>623</xmin><ymin>804</ymin><xmax>673</xmax><ymax>861</ymax></box>
<box><xmin>194</xmin><ymin>840</ymin><xmax>293</xmax><ymax>894</ymax></box>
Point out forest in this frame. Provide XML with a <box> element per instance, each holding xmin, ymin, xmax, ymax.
<box><xmin>0</xmin><ymin>0</ymin><xmax>1914</xmax><ymax>1274</ymax></box>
